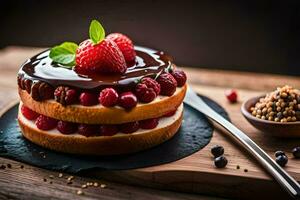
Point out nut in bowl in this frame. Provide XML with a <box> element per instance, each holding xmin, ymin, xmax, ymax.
<box><xmin>241</xmin><ymin>85</ymin><xmax>300</xmax><ymax>138</ymax></box>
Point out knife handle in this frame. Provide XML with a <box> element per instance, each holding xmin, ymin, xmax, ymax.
<box><xmin>209</xmin><ymin>110</ymin><xmax>300</xmax><ymax>199</ymax></box>
<box><xmin>185</xmin><ymin>88</ymin><xmax>300</xmax><ymax>199</ymax></box>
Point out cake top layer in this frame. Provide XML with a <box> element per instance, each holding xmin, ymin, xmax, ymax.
<box><xmin>18</xmin><ymin>46</ymin><xmax>173</xmax><ymax>90</ymax></box>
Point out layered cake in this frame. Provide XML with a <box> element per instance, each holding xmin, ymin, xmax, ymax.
<box><xmin>17</xmin><ymin>20</ymin><xmax>187</xmax><ymax>155</ymax></box>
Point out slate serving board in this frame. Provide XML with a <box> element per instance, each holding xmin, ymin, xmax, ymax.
<box><xmin>0</xmin><ymin>95</ymin><xmax>229</xmax><ymax>173</ymax></box>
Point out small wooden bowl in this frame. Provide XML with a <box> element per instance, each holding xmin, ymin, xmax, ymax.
<box><xmin>241</xmin><ymin>95</ymin><xmax>300</xmax><ymax>138</ymax></box>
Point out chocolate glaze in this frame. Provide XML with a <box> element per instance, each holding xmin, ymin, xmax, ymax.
<box><xmin>18</xmin><ymin>46</ymin><xmax>173</xmax><ymax>91</ymax></box>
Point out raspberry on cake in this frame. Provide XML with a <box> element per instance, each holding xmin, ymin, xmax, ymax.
<box><xmin>99</xmin><ymin>88</ymin><xmax>119</xmax><ymax>107</ymax></box>
<box><xmin>17</xmin><ymin>19</ymin><xmax>188</xmax><ymax>155</ymax></box>
<box><xmin>157</xmin><ymin>73</ymin><xmax>178</xmax><ymax>96</ymax></box>
<box><xmin>21</xmin><ymin>105</ymin><xmax>39</xmax><ymax>120</ymax></box>
<box><xmin>135</xmin><ymin>77</ymin><xmax>160</xmax><ymax>103</ymax></box>
<box><xmin>118</xmin><ymin>92</ymin><xmax>138</xmax><ymax>109</ymax></box>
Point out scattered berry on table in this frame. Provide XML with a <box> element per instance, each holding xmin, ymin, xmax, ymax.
<box><xmin>118</xmin><ymin>92</ymin><xmax>138</xmax><ymax>109</ymax></box>
<box><xmin>211</xmin><ymin>145</ymin><xmax>224</xmax><ymax>158</ymax></box>
<box><xmin>214</xmin><ymin>156</ymin><xmax>228</xmax><ymax>168</ymax></box>
<box><xmin>99</xmin><ymin>88</ymin><xmax>119</xmax><ymax>107</ymax></box>
<box><xmin>276</xmin><ymin>154</ymin><xmax>288</xmax><ymax>167</ymax></box>
<box><xmin>157</xmin><ymin>73</ymin><xmax>177</xmax><ymax>96</ymax></box>
<box><xmin>292</xmin><ymin>147</ymin><xmax>300</xmax><ymax>158</ymax></box>
<box><xmin>139</xmin><ymin>118</ymin><xmax>159</xmax><ymax>129</ymax></box>
<box><xmin>171</xmin><ymin>69</ymin><xmax>187</xmax><ymax>87</ymax></box>
<box><xmin>35</xmin><ymin>115</ymin><xmax>58</xmax><ymax>130</ymax></box>
<box><xmin>119</xmin><ymin>121</ymin><xmax>139</xmax><ymax>133</ymax></box>
<box><xmin>79</xmin><ymin>92</ymin><xmax>98</xmax><ymax>106</ymax></box>
<box><xmin>225</xmin><ymin>89</ymin><xmax>238</xmax><ymax>103</ymax></box>
<box><xmin>106</xmin><ymin>33</ymin><xmax>136</xmax><ymax>65</ymax></box>
<box><xmin>21</xmin><ymin>105</ymin><xmax>39</xmax><ymax>120</ymax></box>
<box><xmin>275</xmin><ymin>150</ymin><xmax>285</xmax><ymax>157</ymax></box>
<box><xmin>57</xmin><ymin>121</ymin><xmax>77</xmax><ymax>134</ymax></box>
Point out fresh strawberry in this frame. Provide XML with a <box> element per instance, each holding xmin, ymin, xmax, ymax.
<box><xmin>106</xmin><ymin>33</ymin><xmax>136</xmax><ymax>64</ymax></box>
<box><xmin>75</xmin><ymin>39</ymin><xmax>127</xmax><ymax>74</ymax></box>
<box><xmin>50</xmin><ymin>20</ymin><xmax>129</xmax><ymax>75</ymax></box>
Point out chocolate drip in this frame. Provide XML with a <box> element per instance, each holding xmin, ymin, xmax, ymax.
<box><xmin>18</xmin><ymin>46</ymin><xmax>173</xmax><ymax>91</ymax></box>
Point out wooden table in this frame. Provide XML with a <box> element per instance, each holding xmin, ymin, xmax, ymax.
<box><xmin>0</xmin><ymin>46</ymin><xmax>300</xmax><ymax>200</ymax></box>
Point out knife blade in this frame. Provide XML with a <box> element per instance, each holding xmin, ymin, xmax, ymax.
<box><xmin>183</xmin><ymin>86</ymin><xmax>300</xmax><ymax>199</ymax></box>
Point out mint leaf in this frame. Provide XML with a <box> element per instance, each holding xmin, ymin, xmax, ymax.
<box><xmin>89</xmin><ymin>20</ymin><xmax>105</xmax><ymax>44</ymax></box>
<box><xmin>49</xmin><ymin>42</ymin><xmax>78</xmax><ymax>67</ymax></box>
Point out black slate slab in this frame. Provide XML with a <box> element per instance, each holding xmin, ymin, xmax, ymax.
<box><xmin>0</xmin><ymin>95</ymin><xmax>229</xmax><ymax>173</ymax></box>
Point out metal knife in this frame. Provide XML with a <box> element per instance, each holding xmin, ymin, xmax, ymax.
<box><xmin>183</xmin><ymin>86</ymin><xmax>300</xmax><ymax>199</ymax></box>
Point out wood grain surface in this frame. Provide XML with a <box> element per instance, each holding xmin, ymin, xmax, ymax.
<box><xmin>0</xmin><ymin>46</ymin><xmax>300</xmax><ymax>200</ymax></box>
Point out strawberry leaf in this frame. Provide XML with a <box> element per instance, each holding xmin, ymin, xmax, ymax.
<box><xmin>89</xmin><ymin>20</ymin><xmax>105</xmax><ymax>44</ymax></box>
<box><xmin>49</xmin><ymin>42</ymin><xmax>78</xmax><ymax>67</ymax></box>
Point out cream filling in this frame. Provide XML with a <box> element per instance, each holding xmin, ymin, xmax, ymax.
<box><xmin>18</xmin><ymin>103</ymin><xmax>183</xmax><ymax>137</ymax></box>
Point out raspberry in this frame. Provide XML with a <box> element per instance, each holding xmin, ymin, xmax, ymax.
<box><xmin>35</xmin><ymin>115</ymin><xmax>58</xmax><ymax>130</ymax></box>
<box><xmin>106</xmin><ymin>33</ymin><xmax>136</xmax><ymax>65</ymax></box>
<box><xmin>164</xmin><ymin>109</ymin><xmax>177</xmax><ymax>117</ymax></box>
<box><xmin>119</xmin><ymin>121</ymin><xmax>139</xmax><ymax>133</ymax></box>
<box><xmin>78</xmin><ymin>124</ymin><xmax>100</xmax><ymax>137</ymax></box>
<box><xmin>65</xmin><ymin>89</ymin><xmax>78</xmax><ymax>104</ymax></box>
<box><xmin>139</xmin><ymin>118</ymin><xmax>159</xmax><ymax>129</ymax></box>
<box><xmin>75</xmin><ymin>39</ymin><xmax>127</xmax><ymax>75</ymax></box>
<box><xmin>54</xmin><ymin>86</ymin><xmax>78</xmax><ymax>105</ymax></box>
<box><xmin>21</xmin><ymin>105</ymin><xmax>39</xmax><ymax>120</ymax></box>
<box><xmin>141</xmin><ymin>77</ymin><xmax>160</xmax><ymax>95</ymax></box>
<box><xmin>171</xmin><ymin>69</ymin><xmax>187</xmax><ymax>87</ymax></box>
<box><xmin>99</xmin><ymin>88</ymin><xmax>119</xmax><ymax>107</ymax></box>
<box><xmin>100</xmin><ymin>125</ymin><xmax>119</xmax><ymax>136</ymax></box>
<box><xmin>118</xmin><ymin>92</ymin><xmax>137</xmax><ymax>109</ymax></box>
<box><xmin>79</xmin><ymin>92</ymin><xmax>98</xmax><ymax>106</ymax></box>
<box><xmin>135</xmin><ymin>77</ymin><xmax>160</xmax><ymax>103</ymax></box>
<box><xmin>57</xmin><ymin>121</ymin><xmax>77</xmax><ymax>134</ymax></box>
<box><xmin>225</xmin><ymin>89</ymin><xmax>238</xmax><ymax>103</ymax></box>
<box><xmin>156</xmin><ymin>73</ymin><xmax>177</xmax><ymax>96</ymax></box>
<box><xmin>135</xmin><ymin>83</ymin><xmax>156</xmax><ymax>103</ymax></box>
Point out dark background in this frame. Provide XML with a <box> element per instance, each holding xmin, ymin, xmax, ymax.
<box><xmin>1</xmin><ymin>0</ymin><xmax>300</xmax><ymax>76</ymax></box>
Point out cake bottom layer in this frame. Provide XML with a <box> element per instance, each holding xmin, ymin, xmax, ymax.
<box><xmin>18</xmin><ymin>104</ymin><xmax>183</xmax><ymax>155</ymax></box>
